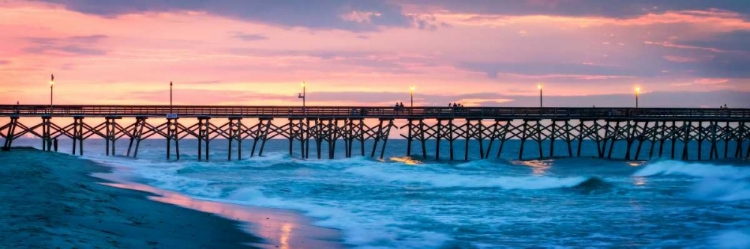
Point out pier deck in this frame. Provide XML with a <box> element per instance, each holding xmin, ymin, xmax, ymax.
<box><xmin>2</xmin><ymin>105</ymin><xmax>749</xmax><ymax>161</ymax></box>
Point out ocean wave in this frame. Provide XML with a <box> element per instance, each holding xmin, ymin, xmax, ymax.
<box><xmin>634</xmin><ymin>161</ymin><xmax>750</xmax><ymax>202</ymax></box>
<box><xmin>344</xmin><ymin>166</ymin><xmax>590</xmax><ymax>189</ymax></box>
<box><xmin>224</xmin><ymin>187</ymin><xmax>452</xmax><ymax>249</ymax></box>
<box><xmin>690</xmin><ymin>178</ymin><xmax>750</xmax><ymax>202</ymax></box>
<box><xmin>633</xmin><ymin>161</ymin><xmax>750</xmax><ymax>179</ymax></box>
<box><xmin>569</xmin><ymin>177</ymin><xmax>616</xmax><ymax>194</ymax></box>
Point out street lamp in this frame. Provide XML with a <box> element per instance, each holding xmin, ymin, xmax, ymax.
<box><xmin>537</xmin><ymin>83</ymin><xmax>543</xmax><ymax>108</ymax></box>
<box><xmin>635</xmin><ymin>86</ymin><xmax>640</xmax><ymax>108</ymax></box>
<box><xmin>298</xmin><ymin>82</ymin><xmax>306</xmax><ymax>115</ymax></box>
<box><xmin>50</xmin><ymin>74</ymin><xmax>54</xmax><ymax>114</ymax></box>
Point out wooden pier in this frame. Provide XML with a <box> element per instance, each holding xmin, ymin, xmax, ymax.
<box><xmin>1</xmin><ymin>105</ymin><xmax>749</xmax><ymax>161</ymax></box>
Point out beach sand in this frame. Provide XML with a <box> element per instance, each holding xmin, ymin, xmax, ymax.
<box><xmin>0</xmin><ymin>148</ymin><xmax>342</xmax><ymax>249</ymax></box>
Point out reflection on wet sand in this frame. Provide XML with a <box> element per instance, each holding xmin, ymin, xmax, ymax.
<box><xmin>95</xmin><ymin>173</ymin><xmax>343</xmax><ymax>249</ymax></box>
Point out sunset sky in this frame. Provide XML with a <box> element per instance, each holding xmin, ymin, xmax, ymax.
<box><xmin>1</xmin><ymin>0</ymin><xmax>749</xmax><ymax>107</ymax></box>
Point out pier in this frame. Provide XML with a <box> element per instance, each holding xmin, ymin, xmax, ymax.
<box><xmin>1</xmin><ymin>105</ymin><xmax>749</xmax><ymax>161</ymax></box>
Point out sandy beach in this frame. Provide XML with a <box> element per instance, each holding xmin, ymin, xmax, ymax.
<box><xmin>0</xmin><ymin>148</ymin><xmax>342</xmax><ymax>249</ymax></box>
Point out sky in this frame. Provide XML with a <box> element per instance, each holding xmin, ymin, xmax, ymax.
<box><xmin>1</xmin><ymin>0</ymin><xmax>749</xmax><ymax>108</ymax></box>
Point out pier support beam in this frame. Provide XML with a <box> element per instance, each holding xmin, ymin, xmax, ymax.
<box><xmin>41</xmin><ymin>116</ymin><xmax>54</xmax><ymax>152</ymax></box>
<box><xmin>256</xmin><ymin>118</ymin><xmax>274</xmax><ymax>157</ymax></box>
<box><xmin>736</xmin><ymin>121</ymin><xmax>746</xmax><ymax>158</ymax></box>
<box><xmin>682</xmin><ymin>120</ymin><xmax>692</xmax><ymax>160</ymax></box>
<box><xmin>369</xmin><ymin>118</ymin><xmax>395</xmax><ymax>159</ymax></box>
<box><xmin>519</xmin><ymin>119</ymin><xmax>543</xmax><ymax>160</ymax></box>
<box><xmin>104</xmin><ymin>116</ymin><xmax>121</xmax><ymax>156</ymax></box>
<box><xmin>71</xmin><ymin>116</ymin><xmax>84</xmax><ymax>156</ymax></box>
<box><xmin>227</xmin><ymin>117</ymin><xmax>242</xmax><ymax>161</ymax></box>
<box><xmin>288</xmin><ymin>118</ymin><xmax>305</xmax><ymax>158</ymax></box>
<box><xmin>633</xmin><ymin>120</ymin><xmax>650</xmax><ymax>160</ymax></box>
<box><xmin>197</xmin><ymin>117</ymin><xmax>211</xmax><ymax>161</ymax></box>
<box><xmin>464</xmin><ymin>119</ymin><xmax>484</xmax><ymax>161</ymax></box>
<box><xmin>126</xmin><ymin>117</ymin><xmax>147</xmax><ymax>158</ymax></box>
<box><xmin>2</xmin><ymin>116</ymin><xmax>19</xmax><ymax>151</ymax></box>
<box><xmin>491</xmin><ymin>120</ymin><xmax>512</xmax><ymax>159</ymax></box>
<box><xmin>166</xmin><ymin>118</ymin><xmax>180</xmax><ymax>160</ymax></box>
<box><xmin>346</xmin><ymin>118</ymin><xmax>365</xmax><ymax>157</ymax></box>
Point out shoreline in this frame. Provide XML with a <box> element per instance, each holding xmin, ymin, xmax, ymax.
<box><xmin>0</xmin><ymin>148</ymin><xmax>343</xmax><ymax>248</ymax></box>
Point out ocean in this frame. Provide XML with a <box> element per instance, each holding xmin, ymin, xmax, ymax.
<box><xmin>11</xmin><ymin>138</ymin><xmax>750</xmax><ymax>248</ymax></box>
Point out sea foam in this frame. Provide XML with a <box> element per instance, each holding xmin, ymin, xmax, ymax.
<box><xmin>634</xmin><ymin>161</ymin><xmax>750</xmax><ymax>202</ymax></box>
<box><xmin>344</xmin><ymin>165</ymin><xmax>590</xmax><ymax>189</ymax></box>
<box><xmin>225</xmin><ymin>187</ymin><xmax>452</xmax><ymax>249</ymax></box>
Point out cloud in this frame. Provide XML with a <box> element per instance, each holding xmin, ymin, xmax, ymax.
<box><xmin>23</xmin><ymin>35</ymin><xmax>108</xmax><ymax>56</ymax></box>
<box><xmin>681</xmin><ymin>30</ymin><xmax>750</xmax><ymax>53</ymax></box>
<box><xmin>693</xmin><ymin>78</ymin><xmax>729</xmax><ymax>85</ymax></box>
<box><xmin>689</xmin><ymin>53</ymin><xmax>750</xmax><ymax>78</ymax></box>
<box><xmin>40</xmin><ymin>0</ymin><xmax>414</xmax><ymax>31</ymax></box>
<box><xmin>121</xmin><ymin>89</ymin><xmax>289</xmax><ymax>105</ymax></box>
<box><xmin>0</xmin><ymin>60</ymin><xmax>8</xmax><ymax>65</ymax></box>
<box><xmin>226</xmin><ymin>48</ymin><xmax>421</xmax><ymax>74</ymax></box>
<box><xmin>263</xmin><ymin>90</ymin><xmax>750</xmax><ymax>108</ymax></box>
<box><xmin>663</xmin><ymin>55</ymin><xmax>698</xmax><ymax>63</ymax></box>
<box><xmin>457</xmin><ymin>62</ymin><xmax>657</xmax><ymax>79</ymax></box>
<box><xmin>231</xmin><ymin>32</ymin><xmax>269</xmax><ymax>41</ymax></box>
<box><xmin>403</xmin><ymin>0</ymin><xmax>750</xmax><ymax>19</ymax></box>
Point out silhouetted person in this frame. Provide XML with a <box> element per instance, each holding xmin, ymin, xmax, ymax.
<box><xmin>724</xmin><ymin>104</ymin><xmax>728</xmax><ymax>109</ymax></box>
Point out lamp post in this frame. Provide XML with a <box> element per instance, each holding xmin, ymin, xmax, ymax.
<box><xmin>298</xmin><ymin>82</ymin><xmax>306</xmax><ymax>115</ymax></box>
<box><xmin>50</xmin><ymin>74</ymin><xmax>54</xmax><ymax>114</ymax></box>
<box><xmin>170</xmin><ymin>81</ymin><xmax>173</xmax><ymax>113</ymax></box>
<box><xmin>538</xmin><ymin>83</ymin><xmax>543</xmax><ymax>108</ymax></box>
<box><xmin>635</xmin><ymin>86</ymin><xmax>640</xmax><ymax>108</ymax></box>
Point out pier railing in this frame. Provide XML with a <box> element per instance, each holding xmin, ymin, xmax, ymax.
<box><xmin>1</xmin><ymin>105</ymin><xmax>748</xmax><ymax>120</ymax></box>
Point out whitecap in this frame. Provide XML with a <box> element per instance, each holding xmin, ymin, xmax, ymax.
<box><xmin>344</xmin><ymin>165</ymin><xmax>589</xmax><ymax>189</ymax></box>
<box><xmin>633</xmin><ymin>161</ymin><xmax>750</xmax><ymax>179</ymax></box>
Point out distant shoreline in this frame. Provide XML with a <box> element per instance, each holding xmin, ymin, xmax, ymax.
<box><xmin>0</xmin><ymin>148</ymin><xmax>343</xmax><ymax>248</ymax></box>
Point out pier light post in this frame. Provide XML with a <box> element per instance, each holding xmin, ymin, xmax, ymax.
<box><xmin>298</xmin><ymin>82</ymin><xmax>306</xmax><ymax>115</ymax></box>
<box><xmin>170</xmin><ymin>81</ymin><xmax>173</xmax><ymax>113</ymax></box>
<box><xmin>538</xmin><ymin>83</ymin><xmax>543</xmax><ymax>108</ymax></box>
<box><xmin>50</xmin><ymin>74</ymin><xmax>54</xmax><ymax>114</ymax></box>
<box><xmin>635</xmin><ymin>86</ymin><xmax>640</xmax><ymax>108</ymax></box>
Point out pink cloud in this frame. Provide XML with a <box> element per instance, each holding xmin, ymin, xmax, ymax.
<box><xmin>693</xmin><ymin>78</ymin><xmax>729</xmax><ymax>85</ymax></box>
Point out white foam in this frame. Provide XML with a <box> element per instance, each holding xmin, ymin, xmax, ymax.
<box><xmin>225</xmin><ymin>187</ymin><xmax>452</xmax><ymax>248</ymax></box>
<box><xmin>344</xmin><ymin>166</ymin><xmax>588</xmax><ymax>189</ymax></box>
<box><xmin>634</xmin><ymin>161</ymin><xmax>750</xmax><ymax>179</ymax></box>
<box><xmin>634</xmin><ymin>161</ymin><xmax>750</xmax><ymax>202</ymax></box>
<box><xmin>85</xmin><ymin>155</ymin><xmax>224</xmax><ymax>198</ymax></box>
<box><xmin>690</xmin><ymin>178</ymin><xmax>750</xmax><ymax>202</ymax></box>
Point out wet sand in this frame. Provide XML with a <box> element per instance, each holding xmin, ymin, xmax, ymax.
<box><xmin>0</xmin><ymin>148</ymin><xmax>343</xmax><ymax>248</ymax></box>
